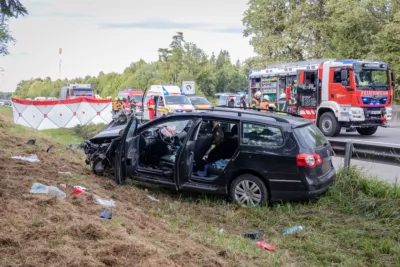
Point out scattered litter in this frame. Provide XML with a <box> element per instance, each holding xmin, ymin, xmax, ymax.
<box><xmin>58</xmin><ymin>171</ymin><xmax>72</xmax><ymax>175</ymax></box>
<box><xmin>29</xmin><ymin>182</ymin><xmax>66</xmax><ymax>200</ymax></box>
<box><xmin>244</xmin><ymin>229</ymin><xmax>275</xmax><ymax>251</ymax></box>
<box><xmin>255</xmin><ymin>241</ymin><xmax>276</xmax><ymax>251</ymax></box>
<box><xmin>47</xmin><ymin>186</ymin><xmax>66</xmax><ymax>199</ymax></box>
<box><xmin>282</xmin><ymin>226</ymin><xmax>305</xmax><ymax>236</ymax></box>
<box><xmin>46</xmin><ymin>145</ymin><xmax>53</xmax><ymax>152</ymax></box>
<box><xmin>94</xmin><ymin>183</ymin><xmax>100</xmax><ymax>188</ymax></box>
<box><xmin>93</xmin><ymin>194</ymin><xmax>115</xmax><ymax>208</ymax></box>
<box><xmin>30</xmin><ymin>182</ymin><xmax>49</xmax><ymax>194</ymax></box>
<box><xmin>219</xmin><ymin>228</ymin><xmax>224</xmax><ymax>233</ymax></box>
<box><xmin>147</xmin><ymin>195</ymin><xmax>160</xmax><ymax>202</ymax></box>
<box><xmin>99</xmin><ymin>208</ymin><xmax>112</xmax><ymax>219</ymax></box>
<box><xmin>59</xmin><ymin>183</ymin><xmax>67</xmax><ymax>189</ymax></box>
<box><xmin>244</xmin><ymin>229</ymin><xmax>264</xmax><ymax>241</ymax></box>
<box><xmin>12</xmin><ymin>154</ymin><xmax>40</xmax><ymax>162</ymax></box>
<box><xmin>26</xmin><ymin>139</ymin><xmax>36</xmax><ymax>145</ymax></box>
<box><xmin>1</xmin><ymin>148</ymin><xmax>6</xmax><ymax>151</ymax></box>
<box><xmin>73</xmin><ymin>186</ymin><xmax>87</xmax><ymax>195</ymax></box>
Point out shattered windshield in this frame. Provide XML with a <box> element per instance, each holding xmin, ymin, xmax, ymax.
<box><xmin>354</xmin><ymin>69</ymin><xmax>389</xmax><ymax>90</ymax></box>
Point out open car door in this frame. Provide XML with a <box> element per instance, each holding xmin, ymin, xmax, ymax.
<box><xmin>115</xmin><ymin>116</ymin><xmax>139</xmax><ymax>184</ymax></box>
<box><xmin>175</xmin><ymin>119</ymin><xmax>203</xmax><ymax>189</ymax></box>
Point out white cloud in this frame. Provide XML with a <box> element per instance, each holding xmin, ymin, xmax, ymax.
<box><xmin>0</xmin><ymin>0</ymin><xmax>255</xmax><ymax>92</ymax></box>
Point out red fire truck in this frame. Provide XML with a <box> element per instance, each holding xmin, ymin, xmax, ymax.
<box><xmin>116</xmin><ymin>89</ymin><xmax>144</xmax><ymax>113</ymax></box>
<box><xmin>248</xmin><ymin>59</ymin><xmax>396</xmax><ymax>137</ymax></box>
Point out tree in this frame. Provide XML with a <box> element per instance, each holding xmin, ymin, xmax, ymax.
<box><xmin>0</xmin><ymin>0</ymin><xmax>28</xmax><ymax>55</ymax></box>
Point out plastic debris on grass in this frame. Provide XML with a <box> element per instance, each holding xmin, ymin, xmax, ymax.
<box><xmin>12</xmin><ymin>154</ymin><xmax>40</xmax><ymax>162</ymax></box>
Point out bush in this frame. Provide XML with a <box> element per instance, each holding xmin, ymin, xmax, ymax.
<box><xmin>69</xmin><ymin>123</ymin><xmax>106</xmax><ymax>140</ymax></box>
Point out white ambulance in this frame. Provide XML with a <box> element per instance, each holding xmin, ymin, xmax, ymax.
<box><xmin>142</xmin><ymin>84</ymin><xmax>195</xmax><ymax>120</ymax></box>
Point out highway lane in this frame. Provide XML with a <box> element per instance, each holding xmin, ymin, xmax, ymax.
<box><xmin>332</xmin><ymin>156</ymin><xmax>400</xmax><ymax>184</ymax></box>
<box><xmin>331</xmin><ymin>126</ymin><xmax>400</xmax><ymax>146</ymax></box>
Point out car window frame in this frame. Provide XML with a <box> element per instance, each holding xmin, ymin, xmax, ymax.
<box><xmin>240</xmin><ymin>121</ymin><xmax>285</xmax><ymax>148</ymax></box>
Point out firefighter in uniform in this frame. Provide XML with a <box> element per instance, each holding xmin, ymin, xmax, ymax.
<box><xmin>239</xmin><ymin>94</ymin><xmax>247</xmax><ymax>110</ymax></box>
<box><xmin>251</xmin><ymin>91</ymin><xmax>262</xmax><ymax>111</ymax></box>
<box><xmin>260</xmin><ymin>95</ymin><xmax>270</xmax><ymax>112</ymax></box>
<box><xmin>274</xmin><ymin>93</ymin><xmax>297</xmax><ymax>114</ymax></box>
<box><xmin>129</xmin><ymin>96</ymin><xmax>137</xmax><ymax>114</ymax></box>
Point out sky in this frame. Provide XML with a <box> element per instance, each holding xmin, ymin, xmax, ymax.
<box><xmin>0</xmin><ymin>0</ymin><xmax>256</xmax><ymax>92</ymax></box>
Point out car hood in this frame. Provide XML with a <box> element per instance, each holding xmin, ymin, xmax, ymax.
<box><xmin>194</xmin><ymin>104</ymin><xmax>211</xmax><ymax>109</ymax></box>
<box><xmin>89</xmin><ymin>123</ymin><xmax>127</xmax><ymax>143</ymax></box>
<box><xmin>167</xmin><ymin>104</ymin><xmax>193</xmax><ymax>110</ymax></box>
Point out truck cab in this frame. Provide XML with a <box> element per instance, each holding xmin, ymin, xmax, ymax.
<box><xmin>60</xmin><ymin>84</ymin><xmax>95</xmax><ymax>100</ymax></box>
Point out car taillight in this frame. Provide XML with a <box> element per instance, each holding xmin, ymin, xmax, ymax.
<box><xmin>297</xmin><ymin>154</ymin><xmax>322</xmax><ymax>168</ymax></box>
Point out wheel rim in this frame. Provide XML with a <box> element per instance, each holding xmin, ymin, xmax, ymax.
<box><xmin>234</xmin><ymin>180</ymin><xmax>262</xmax><ymax>206</ymax></box>
<box><xmin>322</xmin><ymin>118</ymin><xmax>333</xmax><ymax>133</ymax></box>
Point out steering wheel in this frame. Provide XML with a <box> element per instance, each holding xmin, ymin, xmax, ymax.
<box><xmin>158</xmin><ymin>126</ymin><xmax>176</xmax><ymax>145</ymax></box>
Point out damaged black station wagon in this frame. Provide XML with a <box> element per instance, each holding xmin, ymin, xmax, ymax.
<box><xmin>84</xmin><ymin>108</ymin><xmax>335</xmax><ymax>206</ymax></box>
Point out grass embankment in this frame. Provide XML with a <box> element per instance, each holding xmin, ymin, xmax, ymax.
<box><xmin>0</xmin><ymin>106</ymin><xmax>399</xmax><ymax>266</ymax></box>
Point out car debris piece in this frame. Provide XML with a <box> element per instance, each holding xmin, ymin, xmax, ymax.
<box><xmin>12</xmin><ymin>154</ymin><xmax>40</xmax><ymax>162</ymax></box>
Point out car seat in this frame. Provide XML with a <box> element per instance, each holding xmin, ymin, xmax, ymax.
<box><xmin>193</xmin><ymin>122</ymin><xmax>214</xmax><ymax>171</ymax></box>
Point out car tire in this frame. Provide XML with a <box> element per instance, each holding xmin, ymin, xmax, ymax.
<box><xmin>319</xmin><ymin>112</ymin><xmax>340</xmax><ymax>137</ymax></box>
<box><xmin>356</xmin><ymin>126</ymin><xmax>378</xmax><ymax>136</ymax></box>
<box><xmin>230</xmin><ymin>174</ymin><xmax>268</xmax><ymax>207</ymax></box>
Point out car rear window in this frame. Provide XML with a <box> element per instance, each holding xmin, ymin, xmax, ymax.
<box><xmin>294</xmin><ymin>123</ymin><xmax>328</xmax><ymax>149</ymax></box>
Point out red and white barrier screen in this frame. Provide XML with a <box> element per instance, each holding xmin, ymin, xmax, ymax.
<box><xmin>11</xmin><ymin>97</ymin><xmax>112</xmax><ymax>130</ymax></box>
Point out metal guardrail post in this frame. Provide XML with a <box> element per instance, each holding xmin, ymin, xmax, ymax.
<box><xmin>343</xmin><ymin>142</ymin><xmax>353</xmax><ymax>177</ymax></box>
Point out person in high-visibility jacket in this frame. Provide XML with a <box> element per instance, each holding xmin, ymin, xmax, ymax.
<box><xmin>251</xmin><ymin>91</ymin><xmax>262</xmax><ymax>111</ymax></box>
<box><xmin>147</xmin><ymin>96</ymin><xmax>155</xmax><ymax>120</ymax></box>
<box><xmin>274</xmin><ymin>93</ymin><xmax>297</xmax><ymax>114</ymax></box>
<box><xmin>129</xmin><ymin>96</ymin><xmax>137</xmax><ymax>114</ymax></box>
<box><xmin>260</xmin><ymin>95</ymin><xmax>271</xmax><ymax>112</ymax></box>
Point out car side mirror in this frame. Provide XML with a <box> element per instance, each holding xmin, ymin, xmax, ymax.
<box><xmin>341</xmin><ymin>70</ymin><xmax>348</xmax><ymax>82</ymax></box>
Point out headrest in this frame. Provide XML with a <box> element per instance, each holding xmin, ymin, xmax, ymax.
<box><xmin>231</xmin><ymin>125</ymin><xmax>238</xmax><ymax>135</ymax></box>
<box><xmin>199</xmin><ymin>122</ymin><xmax>213</xmax><ymax>134</ymax></box>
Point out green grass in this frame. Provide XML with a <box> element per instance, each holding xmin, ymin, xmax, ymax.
<box><xmin>130</xmin><ymin>167</ymin><xmax>400</xmax><ymax>266</ymax></box>
<box><xmin>0</xmin><ymin>106</ymin><xmax>13</xmax><ymax>117</ymax></box>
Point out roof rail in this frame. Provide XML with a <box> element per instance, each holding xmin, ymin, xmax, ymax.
<box><xmin>197</xmin><ymin>106</ymin><xmax>303</xmax><ymax>123</ymax></box>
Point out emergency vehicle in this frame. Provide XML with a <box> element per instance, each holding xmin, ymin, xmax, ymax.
<box><xmin>60</xmin><ymin>84</ymin><xmax>95</xmax><ymax>100</ymax></box>
<box><xmin>142</xmin><ymin>85</ymin><xmax>194</xmax><ymax>120</ymax></box>
<box><xmin>248</xmin><ymin>59</ymin><xmax>395</xmax><ymax>137</ymax></box>
<box><xmin>116</xmin><ymin>89</ymin><xmax>144</xmax><ymax>113</ymax></box>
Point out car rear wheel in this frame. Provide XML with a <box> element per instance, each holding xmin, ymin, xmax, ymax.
<box><xmin>230</xmin><ymin>174</ymin><xmax>268</xmax><ymax>207</ymax></box>
<box><xmin>356</xmin><ymin>126</ymin><xmax>378</xmax><ymax>136</ymax></box>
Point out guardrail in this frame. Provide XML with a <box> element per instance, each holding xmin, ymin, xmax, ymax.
<box><xmin>328</xmin><ymin>139</ymin><xmax>400</xmax><ymax>166</ymax></box>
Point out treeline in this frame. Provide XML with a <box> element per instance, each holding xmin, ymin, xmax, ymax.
<box><xmin>0</xmin><ymin>92</ymin><xmax>12</xmax><ymax>99</ymax></box>
<box><xmin>243</xmin><ymin>0</ymin><xmax>400</xmax><ymax>86</ymax></box>
<box><xmin>13</xmin><ymin>32</ymin><xmax>248</xmax><ymax>99</ymax></box>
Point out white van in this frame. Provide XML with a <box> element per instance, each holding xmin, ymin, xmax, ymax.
<box><xmin>143</xmin><ymin>85</ymin><xmax>194</xmax><ymax>120</ymax></box>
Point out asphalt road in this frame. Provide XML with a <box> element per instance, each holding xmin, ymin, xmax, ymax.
<box><xmin>332</xmin><ymin>156</ymin><xmax>400</xmax><ymax>184</ymax></box>
<box><xmin>331</xmin><ymin>126</ymin><xmax>400</xmax><ymax>146</ymax></box>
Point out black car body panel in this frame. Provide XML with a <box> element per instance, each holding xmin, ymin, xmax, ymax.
<box><xmin>84</xmin><ymin>108</ymin><xmax>336</xmax><ymax>205</ymax></box>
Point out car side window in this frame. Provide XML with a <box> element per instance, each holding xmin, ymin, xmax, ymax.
<box><xmin>242</xmin><ymin>123</ymin><xmax>284</xmax><ymax>146</ymax></box>
<box><xmin>126</xmin><ymin>119</ymin><xmax>137</xmax><ymax>139</ymax></box>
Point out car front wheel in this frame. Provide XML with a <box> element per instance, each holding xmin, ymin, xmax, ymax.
<box><xmin>230</xmin><ymin>174</ymin><xmax>268</xmax><ymax>206</ymax></box>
